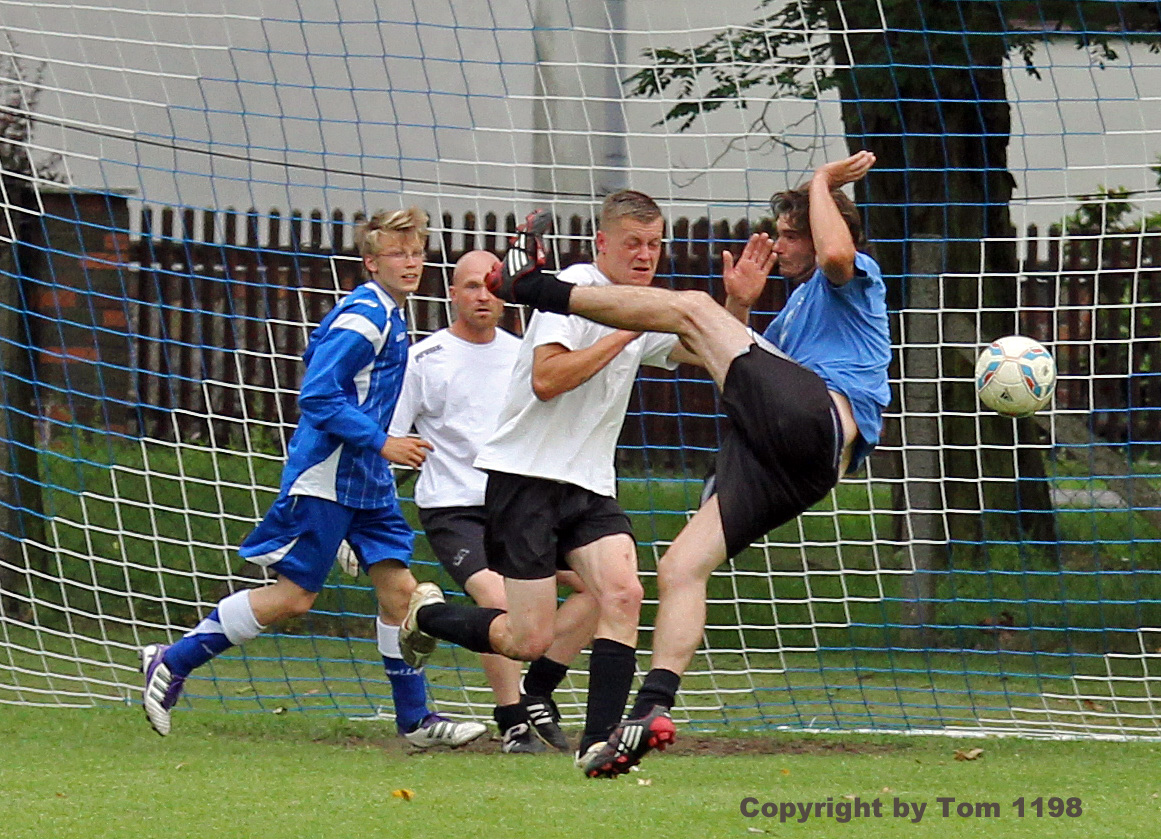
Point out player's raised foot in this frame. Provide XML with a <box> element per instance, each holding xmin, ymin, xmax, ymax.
<box><xmin>579</xmin><ymin>705</ymin><xmax>676</xmax><ymax>779</ymax></box>
<box><xmin>486</xmin><ymin>209</ymin><xmax>570</xmax><ymax>312</ymax></box>
<box><xmin>140</xmin><ymin>643</ymin><xmax>185</xmax><ymax>736</ymax></box>
<box><xmin>501</xmin><ymin>721</ymin><xmax>547</xmax><ymax>754</ymax></box>
<box><xmin>522</xmin><ymin>693</ymin><xmax>570</xmax><ymax>752</ymax></box>
<box><xmin>402</xmin><ymin>713</ymin><xmax>487</xmax><ymax>749</ymax></box>
<box><xmin>398</xmin><ymin>582</ymin><xmax>444</xmax><ymax>668</ymax></box>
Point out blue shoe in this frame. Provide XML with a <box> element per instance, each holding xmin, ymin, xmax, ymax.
<box><xmin>141</xmin><ymin>644</ymin><xmax>185</xmax><ymax>736</ymax></box>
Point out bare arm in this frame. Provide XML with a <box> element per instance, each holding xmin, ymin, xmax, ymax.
<box><xmin>531</xmin><ymin>332</ymin><xmax>640</xmax><ymax>401</ymax></box>
<box><xmin>809</xmin><ymin>150</ymin><xmax>876</xmax><ymax>286</ymax></box>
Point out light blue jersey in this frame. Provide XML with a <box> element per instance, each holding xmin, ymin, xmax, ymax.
<box><xmin>279</xmin><ymin>280</ymin><xmax>409</xmax><ymax>508</ymax></box>
<box><xmin>762</xmin><ymin>251</ymin><xmax>891</xmax><ymax>472</ymax></box>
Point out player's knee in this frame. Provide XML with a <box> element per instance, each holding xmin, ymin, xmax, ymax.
<box><xmin>280</xmin><ymin>587</ymin><xmax>318</xmax><ymax>619</ymax></box>
<box><xmin>597</xmin><ymin>576</ymin><xmax>644</xmax><ymax>622</ymax></box>
<box><xmin>506</xmin><ymin>631</ymin><xmax>552</xmax><ymax>662</ymax></box>
<box><xmin>656</xmin><ymin>553</ymin><xmax>701</xmax><ymax>596</ymax></box>
<box><xmin>675</xmin><ymin>289</ymin><xmax>716</xmax><ymax>326</ymax></box>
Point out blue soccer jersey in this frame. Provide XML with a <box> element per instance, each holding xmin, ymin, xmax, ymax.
<box><xmin>762</xmin><ymin>251</ymin><xmax>891</xmax><ymax>472</ymax></box>
<box><xmin>279</xmin><ymin>280</ymin><xmax>409</xmax><ymax>508</ymax></box>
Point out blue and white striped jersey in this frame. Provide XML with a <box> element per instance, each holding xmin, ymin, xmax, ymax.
<box><xmin>279</xmin><ymin>280</ymin><xmax>409</xmax><ymax>509</ymax></box>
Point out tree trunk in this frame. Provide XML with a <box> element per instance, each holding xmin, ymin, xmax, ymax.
<box><xmin>0</xmin><ymin>180</ymin><xmax>47</xmax><ymax>617</ymax></box>
<box><xmin>827</xmin><ymin>1</ymin><xmax>1055</xmax><ymax>557</ymax></box>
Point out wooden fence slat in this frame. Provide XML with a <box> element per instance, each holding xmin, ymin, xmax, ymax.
<box><xmin>123</xmin><ymin>210</ymin><xmax>1161</xmax><ymax>452</ymax></box>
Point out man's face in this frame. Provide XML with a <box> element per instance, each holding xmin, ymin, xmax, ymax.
<box><xmin>450</xmin><ymin>252</ymin><xmax>504</xmax><ymax>331</ymax></box>
<box><xmin>773</xmin><ymin>216</ymin><xmax>816</xmax><ymax>283</ymax></box>
<box><xmin>364</xmin><ymin>231</ymin><xmax>425</xmax><ymax>299</ymax></box>
<box><xmin>595</xmin><ymin>215</ymin><xmax>665</xmax><ymax>286</ymax></box>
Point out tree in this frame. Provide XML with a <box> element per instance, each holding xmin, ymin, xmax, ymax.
<box><xmin>627</xmin><ymin>0</ymin><xmax>1161</xmax><ymax>554</ymax></box>
<box><xmin>0</xmin><ymin>35</ymin><xmax>63</xmax><ymax>616</ymax></box>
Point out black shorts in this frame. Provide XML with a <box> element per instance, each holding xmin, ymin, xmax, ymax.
<box><xmin>483</xmin><ymin>470</ymin><xmax>633</xmax><ymax>581</ymax></box>
<box><xmin>417</xmin><ymin>505</ymin><xmax>489</xmax><ymax>590</ymax></box>
<box><xmin>714</xmin><ymin>345</ymin><xmax>842</xmax><ymax>558</ymax></box>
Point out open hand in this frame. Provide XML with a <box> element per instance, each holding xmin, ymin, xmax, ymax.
<box><xmin>817</xmin><ymin>150</ymin><xmax>876</xmax><ymax>190</ymax></box>
<box><xmin>722</xmin><ymin>232</ymin><xmax>776</xmax><ymax>307</ymax></box>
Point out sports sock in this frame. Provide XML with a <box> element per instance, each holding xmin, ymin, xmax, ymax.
<box><xmin>163</xmin><ymin>589</ymin><xmax>265</xmax><ymax>677</ymax></box>
<box><xmin>579</xmin><ymin>638</ymin><xmax>636</xmax><ymax>751</ymax></box>
<box><xmin>521</xmin><ymin>656</ymin><xmax>569</xmax><ymax>698</ymax></box>
<box><xmin>493</xmin><ymin>702</ymin><xmax>530</xmax><ymax>734</ymax></box>
<box><xmin>417</xmin><ymin>602</ymin><xmax>504</xmax><ymax>654</ymax></box>
<box><xmin>630</xmin><ymin>668</ymin><xmax>681</xmax><ymax>718</ymax></box>
<box><xmin>378</xmin><ymin>619</ymin><xmax>429</xmax><ymax>733</ymax></box>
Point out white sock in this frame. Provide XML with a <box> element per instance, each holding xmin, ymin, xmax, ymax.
<box><xmin>216</xmin><ymin>589</ymin><xmax>266</xmax><ymax>646</ymax></box>
<box><xmin>377</xmin><ymin>618</ymin><xmax>403</xmax><ymax>660</ymax></box>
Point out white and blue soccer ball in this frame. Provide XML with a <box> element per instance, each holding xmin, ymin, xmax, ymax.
<box><xmin>974</xmin><ymin>335</ymin><xmax>1056</xmax><ymax>418</ymax></box>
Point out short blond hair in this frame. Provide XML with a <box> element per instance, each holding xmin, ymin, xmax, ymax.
<box><xmin>356</xmin><ymin>206</ymin><xmax>429</xmax><ymax>258</ymax></box>
<box><xmin>599</xmin><ymin>190</ymin><xmax>662</xmax><ymax>231</ymax></box>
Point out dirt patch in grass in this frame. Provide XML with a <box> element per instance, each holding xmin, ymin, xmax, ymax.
<box><xmin>665</xmin><ymin>735</ymin><xmax>908</xmax><ymax>757</ymax></box>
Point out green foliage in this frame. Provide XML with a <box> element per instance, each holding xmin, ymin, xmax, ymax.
<box><xmin>0</xmin><ymin>32</ymin><xmax>64</xmax><ymax>182</ymax></box>
<box><xmin>624</xmin><ymin>1</ymin><xmax>1161</xmax><ymax>138</ymax></box>
<box><xmin>626</xmin><ymin>0</ymin><xmax>833</xmax><ymax>132</ymax></box>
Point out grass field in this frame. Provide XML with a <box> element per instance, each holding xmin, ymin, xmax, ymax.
<box><xmin>0</xmin><ymin>706</ymin><xmax>1156</xmax><ymax>839</ymax></box>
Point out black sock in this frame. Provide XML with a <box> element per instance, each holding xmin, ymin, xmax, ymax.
<box><xmin>630</xmin><ymin>668</ymin><xmax>681</xmax><ymax>718</ymax></box>
<box><xmin>516</xmin><ymin>268</ymin><xmax>573</xmax><ymax>314</ymax></box>
<box><xmin>416</xmin><ymin>603</ymin><xmax>504</xmax><ymax>654</ymax></box>
<box><xmin>579</xmin><ymin>638</ymin><xmax>636</xmax><ymax>751</ymax></box>
<box><xmin>493</xmin><ymin>702</ymin><xmax>529</xmax><ymax>733</ymax></box>
<box><xmin>522</xmin><ymin>656</ymin><xmax>569</xmax><ymax>698</ymax></box>
<box><xmin>535</xmin><ymin>274</ymin><xmax>573</xmax><ymax>314</ymax></box>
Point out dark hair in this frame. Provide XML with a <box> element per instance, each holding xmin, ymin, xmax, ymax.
<box><xmin>770</xmin><ymin>185</ymin><xmax>867</xmax><ymax>250</ymax></box>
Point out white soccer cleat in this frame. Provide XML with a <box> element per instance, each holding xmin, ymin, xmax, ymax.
<box><xmin>398</xmin><ymin>582</ymin><xmax>445</xmax><ymax>668</ymax></box>
<box><xmin>402</xmin><ymin>713</ymin><xmax>488</xmax><ymax>749</ymax></box>
<box><xmin>140</xmin><ymin>643</ymin><xmax>185</xmax><ymax>736</ymax></box>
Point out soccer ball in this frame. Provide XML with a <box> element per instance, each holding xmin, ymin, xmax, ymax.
<box><xmin>974</xmin><ymin>335</ymin><xmax>1056</xmax><ymax>417</ymax></box>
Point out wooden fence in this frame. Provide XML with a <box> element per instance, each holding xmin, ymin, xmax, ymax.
<box><xmin>22</xmin><ymin>194</ymin><xmax>1161</xmax><ymax>461</ymax></box>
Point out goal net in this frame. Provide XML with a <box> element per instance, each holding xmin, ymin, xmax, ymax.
<box><xmin>2</xmin><ymin>1</ymin><xmax>1159</xmax><ymax>739</ymax></box>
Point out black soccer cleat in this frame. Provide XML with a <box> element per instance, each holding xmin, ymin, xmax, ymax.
<box><xmin>485</xmin><ymin>209</ymin><xmax>571</xmax><ymax>313</ymax></box>
<box><xmin>579</xmin><ymin>705</ymin><xmax>676</xmax><ymax>779</ymax></box>
<box><xmin>522</xmin><ymin>693</ymin><xmax>570</xmax><ymax>752</ymax></box>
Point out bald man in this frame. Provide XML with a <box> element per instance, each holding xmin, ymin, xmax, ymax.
<box><xmin>386</xmin><ymin>250</ymin><xmax>597</xmax><ymax>754</ymax></box>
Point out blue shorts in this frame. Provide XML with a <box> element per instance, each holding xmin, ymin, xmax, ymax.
<box><xmin>238</xmin><ymin>494</ymin><xmax>414</xmax><ymax>592</ymax></box>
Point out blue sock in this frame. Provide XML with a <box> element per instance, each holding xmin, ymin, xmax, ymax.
<box><xmin>382</xmin><ymin>656</ymin><xmax>430</xmax><ymax>733</ymax></box>
<box><xmin>163</xmin><ymin>608</ymin><xmax>234</xmax><ymax>677</ymax></box>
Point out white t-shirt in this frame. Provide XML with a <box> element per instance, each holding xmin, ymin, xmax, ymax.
<box><xmin>473</xmin><ymin>262</ymin><xmax>679</xmax><ymax>497</ymax></box>
<box><xmin>388</xmin><ymin>327</ymin><xmax>521</xmax><ymax>508</ymax></box>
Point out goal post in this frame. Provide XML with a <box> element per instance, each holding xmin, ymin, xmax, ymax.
<box><xmin>1</xmin><ymin>1</ymin><xmax>1160</xmax><ymax>738</ymax></box>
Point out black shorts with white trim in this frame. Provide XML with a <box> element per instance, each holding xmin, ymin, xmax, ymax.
<box><xmin>714</xmin><ymin>344</ymin><xmax>842</xmax><ymax>558</ymax></box>
<box><xmin>483</xmin><ymin>470</ymin><xmax>633</xmax><ymax>581</ymax></box>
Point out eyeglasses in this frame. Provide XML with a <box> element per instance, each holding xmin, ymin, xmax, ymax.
<box><xmin>380</xmin><ymin>249</ymin><xmax>425</xmax><ymax>262</ymax></box>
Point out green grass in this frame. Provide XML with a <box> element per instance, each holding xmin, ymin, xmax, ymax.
<box><xmin>0</xmin><ymin>706</ymin><xmax>1156</xmax><ymax>839</ymax></box>
<box><xmin>12</xmin><ymin>435</ymin><xmax>1161</xmax><ymax>735</ymax></box>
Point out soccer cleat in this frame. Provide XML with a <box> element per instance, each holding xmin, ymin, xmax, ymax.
<box><xmin>141</xmin><ymin>643</ymin><xmax>185</xmax><ymax>736</ymax></box>
<box><xmin>402</xmin><ymin>713</ymin><xmax>487</xmax><ymax>749</ymax></box>
<box><xmin>579</xmin><ymin>705</ymin><xmax>676</xmax><ymax>779</ymax></box>
<box><xmin>398</xmin><ymin>582</ymin><xmax>445</xmax><ymax>669</ymax></box>
<box><xmin>485</xmin><ymin>209</ymin><xmax>553</xmax><ymax>305</ymax></box>
<box><xmin>522</xmin><ymin>693</ymin><xmax>570</xmax><ymax>752</ymax></box>
<box><xmin>501</xmin><ymin>721</ymin><xmax>547</xmax><ymax>754</ymax></box>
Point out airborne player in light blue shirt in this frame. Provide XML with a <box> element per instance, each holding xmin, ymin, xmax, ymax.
<box><xmin>140</xmin><ymin>208</ymin><xmax>485</xmax><ymax>748</ymax></box>
<box><xmin>474</xmin><ymin>151</ymin><xmax>890</xmax><ymax>777</ymax></box>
